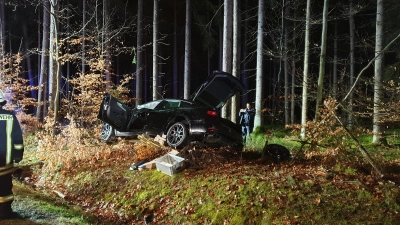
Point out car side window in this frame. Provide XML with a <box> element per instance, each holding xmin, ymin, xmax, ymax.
<box><xmin>179</xmin><ymin>101</ymin><xmax>192</xmax><ymax>108</ymax></box>
<box><xmin>168</xmin><ymin>101</ymin><xmax>180</xmax><ymax>108</ymax></box>
<box><xmin>155</xmin><ymin>100</ymin><xmax>169</xmax><ymax>109</ymax></box>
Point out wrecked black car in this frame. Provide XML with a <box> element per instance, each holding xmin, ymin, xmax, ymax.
<box><xmin>97</xmin><ymin>71</ymin><xmax>246</xmax><ymax>149</ymax></box>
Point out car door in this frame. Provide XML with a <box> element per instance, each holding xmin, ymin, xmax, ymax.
<box><xmin>128</xmin><ymin>108</ymin><xmax>149</xmax><ymax>130</ymax></box>
<box><xmin>143</xmin><ymin>100</ymin><xmax>173</xmax><ymax>135</ymax></box>
<box><xmin>97</xmin><ymin>93</ymin><xmax>130</xmax><ymax>131</ymax></box>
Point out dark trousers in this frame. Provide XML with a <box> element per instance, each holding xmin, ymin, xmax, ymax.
<box><xmin>0</xmin><ymin>173</ymin><xmax>14</xmax><ymax>217</ymax></box>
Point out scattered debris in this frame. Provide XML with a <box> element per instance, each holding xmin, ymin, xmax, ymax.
<box><xmin>138</xmin><ymin>161</ymin><xmax>156</xmax><ymax>170</ymax></box>
<box><xmin>154</xmin><ymin>134</ymin><xmax>167</xmax><ymax>146</ymax></box>
<box><xmin>135</xmin><ymin>150</ymin><xmax>181</xmax><ymax>171</ymax></box>
<box><xmin>130</xmin><ymin>159</ymin><xmax>149</xmax><ymax>170</ymax></box>
<box><xmin>53</xmin><ymin>190</ymin><xmax>66</xmax><ymax>199</ymax></box>
<box><xmin>131</xmin><ymin>135</ymin><xmax>185</xmax><ymax>175</ymax></box>
<box><xmin>167</xmin><ymin>149</ymin><xmax>179</xmax><ymax>156</ymax></box>
<box><xmin>154</xmin><ymin>154</ymin><xmax>185</xmax><ymax>176</ymax></box>
<box><xmin>179</xmin><ymin>145</ymin><xmax>242</xmax><ymax>169</ymax></box>
<box><xmin>137</xmin><ymin>134</ymin><xmax>161</xmax><ymax>148</ymax></box>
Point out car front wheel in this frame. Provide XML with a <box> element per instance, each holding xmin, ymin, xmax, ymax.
<box><xmin>100</xmin><ymin>123</ymin><xmax>114</xmax><ymax>142</ymax></box>
<box><xmin>166</xmin><ymin>122</ymin><xmax>189</xmax><ymax>148</ymax></box>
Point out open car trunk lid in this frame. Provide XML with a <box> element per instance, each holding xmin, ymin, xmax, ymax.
<box><xmin>189</xmin><ymin>71</ymin><xmax>246</xmax><ymax>109</ymax></box>
<box><xmin>97</xmin><ymin>93</ymin><xmax>130</xmax><ymax>130</ymax></box>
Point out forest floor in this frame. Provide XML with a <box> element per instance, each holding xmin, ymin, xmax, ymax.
<box><xmin>4</xmin><ymin>137</ymin><xmax>400</xmax><ymax>224</ymax></box>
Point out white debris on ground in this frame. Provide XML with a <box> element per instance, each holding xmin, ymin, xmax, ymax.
<box><xmin>131</xmin><ymin>134</ymin><xmax>184</xmax><ymax>175</ymax></box>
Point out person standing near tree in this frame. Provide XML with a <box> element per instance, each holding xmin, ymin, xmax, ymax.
<box><xmin>0</xmin><ymin>89</ymin><xmax>24</xmax><ymax>219</ymax></box>
<box><xmin>239</xmin><ymin>102</ymin><xmax>255</xmax><ymax>143</ymax></box>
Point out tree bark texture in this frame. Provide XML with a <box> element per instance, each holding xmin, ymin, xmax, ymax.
<box><xmin>136</xmin><ymin>0</ymin><xmax>143</xmax><ymax>105</ymax></box>
<box><xmin>333</xmin><ymin>21</ymin><xmax>338</xmax><ymax>99</ymax></box>
<box><xmin>37</xmin><ymin>0</ymin><xmax>50</xmax><ymax>121</ymax></box>
<box><xmin>284</xmin><ymin>0</ymin><xmax>289</xmax><ymax>125</ymax></box>
<box><xmin>373</xmin><ymin>0</ymin><xmax>384</xmax><ymax>143</ymax></box>
<box><xmin>254</xmin><ymin>0</ymin><xmax>264</xmax><ymax>129</ymax></box>
<box><xmin>152</xmin><ymin>0</ymin><xmax>159</xmax><ymax>100</ymax></box>
<box><xmin>221</xmin><ymin>0</ymin><xmax>233</xmax><ymax>119</ymax></box>
<box><xmin>103</xmin><ymin>0</ymin><xmax>110</xmax><ymax>88</ymax></box>
<box><xmin>231</xmin><ymin>0</ymin><xmax>240</xmax><ymax>123</ymax></box>
<box><xmin>315</xmin><ymin>0</ymin><xmax>329</xmax><ymax>121</ymax></box>
<box><xmin>49</xmin><ymin>0</ymin><xmax>59</xmax><ymax>112</ymax></box>
<box><xmin>347</xmin><ymin>0</ymin><xmax>355</xmax><ymax>128</ymax></box>
<box><xmin>183</xmin><ymin>0</ymin><xmax>191</xmax><ymax>99</ymax></box>
<box><xmin>300</xmin><ymin>0</ymin><xmax>311</xmax><ymax>139</ymax></box>
<box><xmin>173</xmin><ymin>0</ymin><xmax>178</xmax><ymax>99</ymax></box>
<box><xmin>0</xmin><ymin>0</ymin><xmax>5</xmax><ymax>80</ymax></box>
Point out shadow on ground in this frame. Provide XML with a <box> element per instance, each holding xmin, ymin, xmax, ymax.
<box><xmin>0</xmin><ymin>182</ymin><xmax>98</xmax><ymax>225</ymax></box>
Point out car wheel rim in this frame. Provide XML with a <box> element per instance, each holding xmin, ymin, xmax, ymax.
<box><xmin>167</xmin><ymin>123</ymin><xmax>185</xmax><ymax>146</ymax></box>
<box><xmin>100</xmin><ymin>123</ymin><xmax>113</xmax><ymax>140</ymax></box>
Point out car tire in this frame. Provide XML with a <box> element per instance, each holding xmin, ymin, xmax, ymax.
<box><xmin>166</xmin><ymin>122</ymin><xmax>189</xmax><ymax>148</ymax></box>
<box><xmin>100</xmin><ymin>123</ymin><xmax>114</xmax><ymax>142</ymax></box>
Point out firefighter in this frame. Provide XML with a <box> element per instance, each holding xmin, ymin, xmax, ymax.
<box><xmin>0</xmin><ymin>89</ymin><xmax>24</xmax><ymax>219</ymax></box>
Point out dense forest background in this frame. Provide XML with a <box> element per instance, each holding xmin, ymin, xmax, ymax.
<box><xmin>1</xmin><ymin>0</ymin><xmax>400</xmax><ymax>143</ymax></box>
<box><xmin>2</xmin><ymin>1</ymin><xmax>400</xmax><ymax>223</ymax></box>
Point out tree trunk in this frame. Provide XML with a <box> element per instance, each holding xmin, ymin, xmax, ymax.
<box><xmin>291</xmin><ymin>17</ymin><xmax>297</xmax><ymax>125</ymax></box>
<box><xmin>333</xmin><ymin>21</ymin><xmax>338</xmax><ymax>99</ymax></box>
<box><xmin>315</xmin><ymin>0</ymin><xmax>329</xmax><ymax>121</ymax></box>
<box><xmin>231</xmin><ymin>0</ymin><xmax>240</xmax><ymax>123</ymax></box>
<box><xmin>183</xmin><ymin>0</ymin><xmax>191</xmax><ymax>99</ymax></box>
<box><xmin>348</xmin><ymin>0</ymin><xmax>355</xmax><ymax>128</ymax></box>
<box><xmin>37</xmin><ymin>0</ymin><xmax>50</xmax><ymax>122</ymax></box>
<box><xmin>103</xmin><ymin>0</ymin><xmax>110</xmax><ymax>88</ymax></box>
<box><xmin>49</xmin><ymin>0</ymin><xmax>59</xmax><ymax>112</ymax></box>
<box><xmin>0</xmin><ymin>0</ymin><xmax>5</xmax><ymax>80</ymax></box>
<box><xmin>173</xmin><ymin>0</ymin><xmax>178</xmax><ymax>98</ymax></box>
<box><xmin>49</xmin><ymin>0</ymin><xmax>60</xmax><ymax>132</ymax></box>
<box><xmin>37</xmin><ymin>9</ymin><xmax>41</xmax><ymax>98</ymax></box>
<box><xmin>254</xmin><ymin>0</ymin><xmax>264</xmax><ymax>128</ymax></box>
<box><xmin>65</xmin><ymin>1</ymin><xmax>69</xmax><ymax>100</ymax></box>
<box><xmin>284</xmin><ymin>0</ymin><xmax>289</xmax><ymax>125</ymax></box>
<box><xmin>82</xmin><ymin>0</ymin><xmax>86</xmax><ymax>75</ymax></box>
<box><xmin>300</xmin><ymin>0</ymin><xmax>311</xmax><ymax>139</ymax></box>
<box><xmin>136</xmin><ymin>0</ymin><xmax>143</xmax><ymax>105</ymax></box>
<box><xmin>221</xmin><ymin>0</ymin><xmax>233</xmax><ymax>119</ymax></box>
<box><xmin>241</xmin><ymin>0</ymin><xmax>249</xmax><ymax>107</ymax></box>
<box><xmin>291</xmin><ymin>57</ymin><xmax>295</xmax><ymax>124</ymax></box>
<box><xmin>0</xmin><ymin>0</ymin><xmax>3</xmax><ymax>50</ymax></box>
<box><xmin>373</xmin><ymin>0</ymin><xmax>384</xmax><ymax>143</ymax></box>
<box><xmin>152</xmin><ymin>0</ymin><xmax>159</xmax><ymax>100</ymax></box>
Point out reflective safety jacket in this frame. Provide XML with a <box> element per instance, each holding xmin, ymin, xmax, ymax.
<box><xmin>0</xmin><ymin>108</ymin><xmax>24</xmax><ymax>171</ymax></box>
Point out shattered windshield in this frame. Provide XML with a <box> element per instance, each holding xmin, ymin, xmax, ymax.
<box><xmin>136</xmin><ymin>100</ymin><xmax>162</xmax><ymax>110</ymax></box>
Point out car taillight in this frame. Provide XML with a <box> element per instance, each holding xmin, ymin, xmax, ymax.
<box><xmin>207</xmin><ymin>110</ymin><xmax>217</xmax><ymax>116</ymax></box>
<box><xmin>208</xmin><ymin>127</ymin><xmax>218</xmax><ymax>131</ymax></box>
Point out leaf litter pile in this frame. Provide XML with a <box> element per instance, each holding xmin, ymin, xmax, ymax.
<box><xmin>18</xmin><ymin>138</ymin><xmax>400</xmax><ymax>224</ymax></box>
